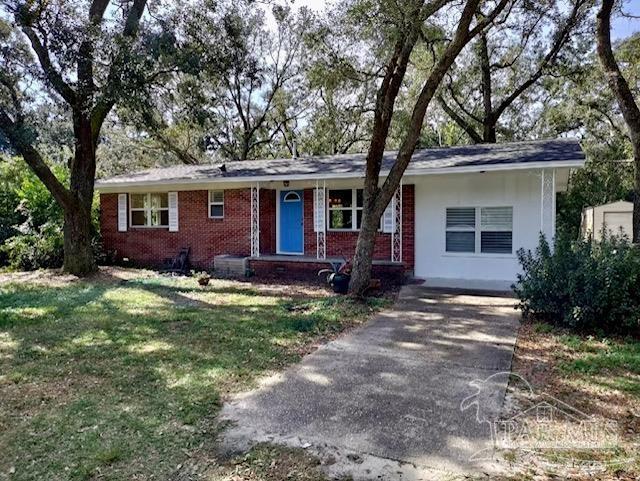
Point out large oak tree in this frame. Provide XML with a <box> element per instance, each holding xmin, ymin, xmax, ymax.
<box><xmin>0</xmin><ymin>0</ymin><xmax>154</xmax><ymax>275</ymax></box>
<box><xmin>346</xmin><ymin>0</ymin><xmax>512</xmax><ymax>295</ymax></box>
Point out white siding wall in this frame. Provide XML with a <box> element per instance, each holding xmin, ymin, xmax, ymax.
<box><xmin>412</xmin><ymin>170</ymin><xmax>550</xmax><ymax>290</ymax></box>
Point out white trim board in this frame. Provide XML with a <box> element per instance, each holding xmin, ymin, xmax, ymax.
<box><xmin>95</xmin><ymin>160</ymin><xmax>585</xmax><ymax>192</ymax></box>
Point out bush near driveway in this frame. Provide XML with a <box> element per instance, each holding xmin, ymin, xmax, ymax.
<box><xmin>514</xmin><ymin>233</ymin><xmax>640</xmax><ymax>336</ymax></box>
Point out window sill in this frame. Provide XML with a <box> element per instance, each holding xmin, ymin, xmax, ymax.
<box><xmin>130</xmin><ymin>225</ymin><xmax>169</xmax><ymax>229</ymax></box>
<box><xmin>326</xmin><ymin>229</ymin><xmax>386</xmax><ymax>233</ymax></box>
<box><xmin>443</xmin><ymin>252</ymin><xmax>515</xmax><ymax>259</ymax></box>
<box><xmin>208</xmin><ymin>216</ymin><xmax>224</xmax><ymax>220</ymax></box>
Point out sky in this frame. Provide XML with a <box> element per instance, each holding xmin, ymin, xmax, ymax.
<box><xmin>612</xmin><ymin>1</ymin><xmax>640</xmax><ymax>40</ymax></box>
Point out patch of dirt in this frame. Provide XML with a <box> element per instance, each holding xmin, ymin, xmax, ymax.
<box><xmin>512</xmin><ymin>323</ymin><xmax>639</xmax><ymax>427</ymax></box>
<box><xmin>0</xmin><ymin>266</ymin><xmax>159</xmax><ymax>287</ymax></box>
<box><xmin>176</xmin><ymin>443</ymin><xmax>330</xmax><ymax>481</ymax></box>
<box><xmin>1</xmin><ymin>267</ymin><xmax>402</xmax><ymax>303</ymax></box>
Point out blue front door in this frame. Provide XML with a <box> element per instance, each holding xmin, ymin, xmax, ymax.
<box><xmin>279</xmin><ymin>190</ymin><xmax>303</xmax><ymax>254</ymax></box>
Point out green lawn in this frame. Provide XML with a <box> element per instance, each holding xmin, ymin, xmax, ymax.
<box><xmin>0</xmin><ymin>269</ymin><xmax>382</xmax><ymax>480</ymax></box>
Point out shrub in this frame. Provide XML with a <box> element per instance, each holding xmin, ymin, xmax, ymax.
<box><xmin>0</xmin><ymin>156</ymin><xmax>102</xmax><ymax>270</ymax></box>
<box><xmin>2</xmin><ymin>222</ymin><xmax>64</xmax><ymax>270</ymax></box>
<box><xmin>514</xmin><ymin>233</ymin><xmax>640</xmax><ymax>336</ymax></box>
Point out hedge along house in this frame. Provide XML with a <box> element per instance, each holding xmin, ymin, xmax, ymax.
<box><xmin>96</xmin><ymin>139</ymin><xmax>585</xmax><ymax>290</ymax></box>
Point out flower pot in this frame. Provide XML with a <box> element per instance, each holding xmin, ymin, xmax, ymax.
<box><xmin>330</xmin><ymin>273</ymin><xmax>350</xmax><ymax>294</ymax></box>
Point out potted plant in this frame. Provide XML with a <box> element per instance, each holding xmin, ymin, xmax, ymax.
<box><xmin>195</xmin><ymin>271</ymin><xmax>211</xmax><ymax>286</ymax></box>
<box><xmin>318</xmin><ymin>257</ymin><xmax>352</xmax><ymax>294</ymax></box>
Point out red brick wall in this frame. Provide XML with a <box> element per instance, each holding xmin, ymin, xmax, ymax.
<box><xmin>100</xmin><ymin>184</ymin><xmax>415</xmax><ymax>271</ymax></box>
<box><xmin>100</xmin><ymin>189</ymin><xmax>253</xmax><ymax>269</ymax></box>
<box><xmin>259</xmin><ymin>189</ymin><xmax>276</xmax><ymax>255</ymax></box>
<box><xmin>301</xmin><ymin>185</ymin><xmax>415</xmax><ymax>270</ymax></box>
<box><xmin>250</xmin><ymin>259</ymin><xmax>405</xmax><ymax>283</ymax></box>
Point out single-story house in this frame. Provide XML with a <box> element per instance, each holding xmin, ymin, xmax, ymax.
<box><xmin>96</xmin><ymin>139</ymin><xmax>585</xmax><ymax>290</ymax></box>
<box><xmin>581</xmin><ymin>200</ymin><xmax>633</xmax><ymax>241</ymax></box>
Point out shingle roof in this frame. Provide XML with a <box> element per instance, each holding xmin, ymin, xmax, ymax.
<box><xmin>96</xmin><ymin>138</ymin><xmax>584</xmax><ymax>187</ymax></box>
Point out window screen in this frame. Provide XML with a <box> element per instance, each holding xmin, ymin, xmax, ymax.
<box><xmin>209</xmin><ymin>190</ymin><xmax>224</xmax><ymax>218</ymax></box>
<box><xmin>446</xmin><ymin>208</ymin><xmax>476</xmax><ymax>253</ymax></box>
<box><xmin>480</xmin><ymin>207</ymin><xmax>513</xmax><ymax>253</ymax></box>
<box><xmin>130</xmin><ymin>193</ymin><xmax>169</xmax><ymax>227</ymax></box>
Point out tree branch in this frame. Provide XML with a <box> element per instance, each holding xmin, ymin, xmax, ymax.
<box><xmin>0</xmin><ymin>108</ymin><xmax>74</xmax><ymax>209</ymax></box>
<box><xmin>19</xmin><ymin>25</ymin><xmax>77</xmax><ymax>104</ymax></box>
<box><xmin>382</xmin><ymin>0</ymin><xmax>511</xmax><ymax>198</ymax></box>
<box><xmin>492</xmin><ymin>0</ymin><xmax>587</xmax><ymax>120</ymax></box>
<box><xmin>91</xmin><ymin>0</ymin><xmax>148</xmax><ymax>139</ymax></box>
<box><xmin>438</xmin><ymin>95</ymin><xmax>483</xmax><ymax>143</ymax></box>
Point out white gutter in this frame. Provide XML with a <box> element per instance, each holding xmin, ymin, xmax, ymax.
<box><xmin>95</xmin><ymin>159</ymin><xmax>585</xmax><ymax>191</ymax></box>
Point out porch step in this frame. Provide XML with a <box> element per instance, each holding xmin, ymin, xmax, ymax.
<box><xmin>213</xmin><ymin>255</ymin><xmax>248</xmax><ymax>277</ymax></box>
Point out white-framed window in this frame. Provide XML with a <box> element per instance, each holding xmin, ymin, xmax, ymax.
<box><xmin>445</xmin><ymin>207</ymin><xmax>476</xmax><ymax>252</ymax></box>
<box><xmin>283</xmin><ymin>191</ymin><xmax>301</xmax><ymax>202</ymax></box>
<box><xmin>480</xmin><ymin>207</ymin><xmax>513</xmax><ymax>253</ymax></box>
<box><xmin>209</xmin><ymin>190</ymin><xmax>224</xmax><ymax>218</ymax></box>
<box><xmin>129</xmin><ymin>193</ymin><xmax>169</xmax><ymax>227</ymax></box>
<box><xmin>327</xmin><ymin>189</ymin><xmax>364</xmax><ymax>230</ymax></box>
<box><xmin>326</xmin><ymin>188</ymin><xmax>387</xmax><ymax>231</ymax></box>
<box><xmin>445</xmin><ymin>206</ymin><xmax>513</xmax><ymax>254</ymax></box>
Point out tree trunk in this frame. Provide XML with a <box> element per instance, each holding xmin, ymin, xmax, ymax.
<box><xmin>349</xmin><ymin>197</ymin><xmax>387</xmax><ymax>295</ymax></box>
<box><xmin>63</xmin><ymin>114</ymin><xmax>98</xmax><ymax>275</ymax></box>
<box><xmin>63</xmin><ymin>207</ymin><xmax>96</xmax><ymax>275</ymax></box>
<box><xmin>478</xmin><ymin>32</ymin><xmax>496</xmax><ymax>143</ymax></box>
<box><xmin>348</xmin><ymin>0</ymin><xmax>503</xmax><ymax>296</ymax></box>
<box><xmin>596</xmin><ymin>0</ymin><xmax>640</xmax><ymax>243</ymax></box>
<box><xmin>349</xmin><ymin>218</ymin><xmax>379</xmax><ymax>295</ymax></box>
<box><xmin>483</xmin><ymin>121</ymin><xmax>497</xmax><ymax>143</ymax></box>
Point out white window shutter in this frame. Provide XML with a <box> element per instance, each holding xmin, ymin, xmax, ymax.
<box><xmin>168</xmin><ymin>192</ymin><xmax>179</xmax><ymax>232</ymax></box>
<box><xmin>382</xmin><ymin>198</ymin><xmax>394</xmax><ymax>233</ymax></box>
<box><xmin>314</xmin><ymin>188</ymin><xmax>325</xmax><ymax>232</ymax></box>
<box><xmin>118</xmin><ymin>194</ymin><xmax>127</xmax><ymax>232</ymax></box>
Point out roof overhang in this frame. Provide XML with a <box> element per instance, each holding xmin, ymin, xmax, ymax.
<box><xmin>95</xmin><ymin>158</ymin><xmax>585</xmax><ymax>192</ymax></box>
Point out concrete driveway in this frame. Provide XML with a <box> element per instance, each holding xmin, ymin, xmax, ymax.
<box><xmin>220</xmin><ymin>285</ymin><xmax>520</xmax><ymax>479</ymax></box>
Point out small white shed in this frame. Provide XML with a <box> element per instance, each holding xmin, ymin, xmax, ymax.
<box><xmin>581</xmin><ymin>201</ymin><xmax>633</xmax><ymax>241</ymax></box>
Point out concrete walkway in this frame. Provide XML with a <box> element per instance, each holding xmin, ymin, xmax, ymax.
<box><xmin>220</xmin><ymin>285</ymin><xmax>520</xmax><ymax>480</ymax></box>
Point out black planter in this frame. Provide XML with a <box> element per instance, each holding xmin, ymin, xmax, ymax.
<box><xmin>330</xmin><ymin>273</ymin><xmax>350</xmax><ymax>294</ymax></box>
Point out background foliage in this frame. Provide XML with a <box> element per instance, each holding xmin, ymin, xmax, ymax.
<box><xmin>0</xmin><ymin>156</ymin><xmax>100</xmax><ymax>270</ymax></box>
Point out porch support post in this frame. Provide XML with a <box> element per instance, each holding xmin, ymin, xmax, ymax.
<box><xmin>540</xmin><ymin>169</ymin><xmax>555</xmax><ymax>242</ymax></box>
<box><xmin>314</xmin><ymin>180</ymin><xmax>326</xmax><ymax>259</ymax></box>
<box><xmin>251</xmin><ymin>182</ymin><xmax>260</xmax><ymax>257</ymax></box>
<box><xmin>391</xmin><ymin>181</ymin><xmax>403</xmax><ymax>263</ymax></box>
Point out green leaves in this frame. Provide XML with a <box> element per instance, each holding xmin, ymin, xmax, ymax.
<box><xmin>514</xmin><ymin>232</ymin><xmax>640</xmax><ymax>336</ymax></box>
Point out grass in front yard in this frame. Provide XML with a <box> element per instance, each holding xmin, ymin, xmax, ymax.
<box><xmin>0</xmin><ymin>269</ymin><xmax>383</xmax><ymax>480</ymax></box>
<box><xmin>505</xmin><ymin>321</ymin><xmax>640</xmax><ymax>480</ymax></box>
